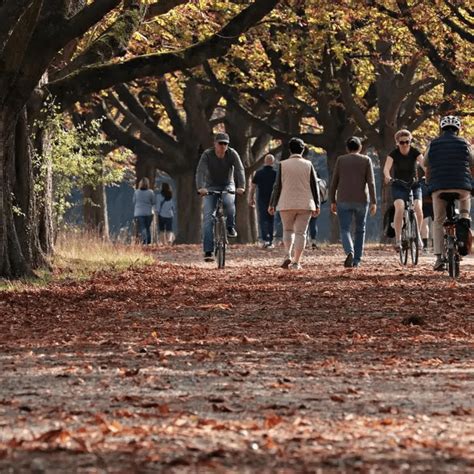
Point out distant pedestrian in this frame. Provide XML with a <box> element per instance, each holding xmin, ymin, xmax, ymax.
<box><xmin>329</xmin><ymin>137</ymin><xmax>377</xmax><ymax>268</ymax></box>
<box><xmin>133</xmin><ymin>177</ymin><xmax>156</xmax><ymax>245</ymax></box>
<box><xmin>156</xmin><ymin>182</ymin><xmax>175</xmax><ymax>245</ymax></box>
<box><xmin>268</xmin><ymin>138</ymin><xmax>320</xmax><ymax>270</ymax></box>
<box><xmin>249</xmin><ymin>154</ymin><xmax>277</xmax><ymax>248</ymax></box>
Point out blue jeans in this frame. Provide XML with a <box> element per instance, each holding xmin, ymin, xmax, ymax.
<box><xmin>136</xmin><ymin>215</ymin><xmax>153</xmax><ymax>244</ymax></box>
<box><xmin>203</xmin><ymin>193</ymin><xmax>236</xmax><ymax>253</ymax></box>
<box><xmin>274</xmin><ymin>211</ymin><xmax>283</xmax><ymax>240</ymax></box>
<box><xmin>337</xmin><ymin>202</ymin><xmax>369</xmax><ymax>264</ymax></box>
<box><xmin>308</xmin><ymin>216</ymin><xmax>318</xmax><ymax>240</ymax></box>
<box><xmin>257</xmin><ymin>201</ymin><xmax>274</xmax><ymax>243</ymax></box>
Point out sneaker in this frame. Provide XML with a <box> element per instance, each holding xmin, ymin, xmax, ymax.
<box><xmin>289</xmin><ymin>262</ymin><xmax>302</xmax><ymax>270</ymax></box>
<box><xmin>311</xmin><ymin>243</ymin><xmax>318</xmax><ymax>250</ymax></box>
<box><xmin>353</xmin><ymin>261</ymin><xmax>360</xmax><ymax>268</ymax></box>
<box><xmin>433</xmin><ymin>257</ymin><xmax>445</xmax><ymax>271</ymax></box>
<box><xmin>204</xmin><ymin>251</ymin><xmax>214</xmax><ymax>262</ymax></box>
<box><xmin>344</xmin><ymin>252</ymin><xmax>354</xmax><ymax>268</ymax></box>
<box><xmin>227</xmin><ymin>227</ymin><xmax>238</xmax><ymax>238</ymax></box>
<box><xmin>281</xmin><ymin>258</ymin><xmax>291</xmax><ymax>269</ymax></box>
<box><xmin>264</xmin><ymin>242</ymin><xmax>275</xmax><ymax>249</ymax></box>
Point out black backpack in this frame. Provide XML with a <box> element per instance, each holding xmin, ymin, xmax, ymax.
<box><xmin>456</xmin><ymin>218</ymin><xmax>472</xmax><ymax>256</ymax></box>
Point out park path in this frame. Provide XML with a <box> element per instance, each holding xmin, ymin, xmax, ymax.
<box><xmin>0</xmin><ymin>245</ymin><xmax>473</xmax><ymax>472</ymax></box>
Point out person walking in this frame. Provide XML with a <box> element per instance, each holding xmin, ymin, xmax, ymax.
<box><xmin>268</xmin><ymin>138</ymin><xmax>320</xmax><ymax>270</ymax></box>
<box><xmin>156</xmin><ymin>182</ymin><xmax>175</xmax><ymax>245</ymax></box>
<box><xmin>329</xmin><ymin>137</ymin><xmax>377</xmax><ymax>268</ymax></box>
<box><xmin>424</xmin><ymin>115</ymin><xmax>473</xmax><ymax>271</ymax></box>
<box><xmin>196</xmin><ymin>132</ymin><xmax>245</xmax><ymax>262</ymax></box>
<box><xmin>133</xmin><ymin>177</ymin><xmax>156</xmax><ymax>245</ymax></box>
<box><xmin>249</xmin><ymin>154</ymin><xmax>277</xmax><ymax>248</ymax></box>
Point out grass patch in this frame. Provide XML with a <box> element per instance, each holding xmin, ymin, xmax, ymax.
<box><xmin>0</xmin><ymin>232</ymin><xmax>154</xmax><ymax>291</ymax></box>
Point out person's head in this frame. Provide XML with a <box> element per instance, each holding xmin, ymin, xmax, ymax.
<box><xmin>161</xmin><ymin>182</ymin><xmax>172</xmax><ymax>199</ymax></box>
<box><xmin>288</xmin><ymin>137</ymin><xmax>305</xmax><ymax>155</ymax></box>
<box><xmin>214</xmin><ymin>132</ymin><xmax>230</xmax><ymax>156</ymax></box>
<box><xmin>440</xmin><ymin>115</ymin><xmax>461</xmax><ymax>135</ymax></box>
<box><xmin>138</xmin><ymin>177</ymin><xmax>150</xmax><ymax>190</ymax></box>
<box><xmin>346</xmin><ymin>136</ymin><xmax>362</xmax><ymax>153</ymax></box>
<box><xmin>264</xmin><ymin>154</ymin><xmax>275</xmax><ymax>166</ymax></box>
<box><xmin>394</xmin><ymin>129</ymin><xmax>412</xmax><ymax>151</ymax></box>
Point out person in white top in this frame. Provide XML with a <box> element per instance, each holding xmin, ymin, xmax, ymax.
<box><xmin>268</xmin><ymin>138</ymin><xmax>320</xmax><ymax>269</ymax></box>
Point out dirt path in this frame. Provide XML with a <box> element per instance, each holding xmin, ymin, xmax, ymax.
<box><xmin>0</xmin><ymin>245</ymin><xmax>473</xmax><ymax>472</ymax></box>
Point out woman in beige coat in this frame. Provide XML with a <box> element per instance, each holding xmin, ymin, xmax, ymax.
<box><xmin>268</xmin><ymin>138</ymin><xmax>320</xmax><ymax>269</ymax></box>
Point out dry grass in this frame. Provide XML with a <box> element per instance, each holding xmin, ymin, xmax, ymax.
<box><xmin>0</xmin><ymin>231</ymin><xmax>154</xmax><ymax>290</ymax></box>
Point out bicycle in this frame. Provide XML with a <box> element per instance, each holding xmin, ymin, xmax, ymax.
<box><xmin>206</xmin><ymin>190</ymin><xmax>234</xmax><ymax>269</ymax></box>
<box><xmin>439</xmin><ymin>192</ymin><xmax>462</xmax><ymax>278</ymax></box>
<box><xmin>391</xmin><ymin>179</ymin><xmax>420</xmax><ymax>265</ymax></box>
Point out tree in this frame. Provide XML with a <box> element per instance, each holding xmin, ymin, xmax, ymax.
<box><xmin>0</xmin><ymin>0</ymin><xmax>279</xmax><ymax>278</ymax></box>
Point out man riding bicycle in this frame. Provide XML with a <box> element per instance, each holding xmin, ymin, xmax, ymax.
<box><xmin>196</xmin><ymin>132</ymin><xmax>245</xmax><ymax>262</ymax></box>
<box><xmin>423</xmin><ymin>115</ymin><xmax>473</xmax><ymax>271</ymax></box>
<box><xmin>383</xmin><ymin>129</ymin><xmax>425</xmax><ymax>251</ymax></box>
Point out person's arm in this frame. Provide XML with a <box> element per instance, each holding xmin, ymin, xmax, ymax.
<box><xmin>416</xmin><ymin>153</ymin><xmax>426</xmax><ymax>173</ymax></box>
<box><xmin>383</xmin><ymin>156</ymin><xmax>393</xmax><ymax>183</ymax></box>
<box><xmin>249</xmin><ymin>181</ymin><xmax>257</xmax><ymax>207</ymax></box>
<box><xmin>196</xmin><ymin>151</ymin><xmax>209</xmax><ymax>195</ymax></box>
<box><xmin>423</xmin><ymin>144</ymin><xmax>431</xmax><ymax>181</ymax></box>
<box><xmin>268</xmin><ymin>164</ymin><xmax>282</xmax><ymax>214</ymax></box>
<box><xmin>329</xmin><ymin>158</ymin><xmax>340</xmax><ymax>204</ymax></box>
<box><xmin>366</xmin><ymin>159</ymin><xmax>377</xmax><ymax>216</ymax></box>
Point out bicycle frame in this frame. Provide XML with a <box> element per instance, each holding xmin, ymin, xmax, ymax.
<box><xmin>392</xmin><ymin>179</ymin><xmax>420</xmax><ymax>265</ymax></box>
<box><xmin>440</xmin><ymin>194</ymin><xmax>460</xmax><ymax>278</ymax></box>
<box><xmin>207</xmin><ymin>191</ymin><xmax>233</xmax><ymax>269</ymax></box>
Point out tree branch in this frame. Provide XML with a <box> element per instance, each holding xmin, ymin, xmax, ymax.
<box><xmin>0</xmin><ymin>0</ymin><xmax>34</xmax><ymax>55</ymax></box>
<box><xmin>47</xmin><ymin>0</ymin><xmax>279</xmax><ymax>105</ymax></box>
<box><xmin>144</xmin><ymin>0</ymin><xmax>188</xmax><ymax>20</ymax></box>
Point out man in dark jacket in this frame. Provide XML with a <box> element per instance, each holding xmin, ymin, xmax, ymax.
<box><xmin>424</xmin><ymin>115</ymin><xmax>473</xmax><ymax>270</ymax></box>
<box><xmin>249</xmin><ymin>154</ymin><xmax>277</xmax><ymax>248</ymax></box>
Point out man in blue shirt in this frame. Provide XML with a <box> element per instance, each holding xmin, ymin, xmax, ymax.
<box><xmin>249</xmin><ymin>154</ymin><xmax>277</xmax><ymax>248</ymax></box>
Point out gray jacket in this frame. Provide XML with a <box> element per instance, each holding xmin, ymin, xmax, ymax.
<box><xmin>133</xmin><ymin>189</ymin><xmax>156</xmax><ymax>217</ymax></box>
<box><xmin>195</xmin><ymin>147</ymin><xmax>245</xmax><ymax>191</ymax></box>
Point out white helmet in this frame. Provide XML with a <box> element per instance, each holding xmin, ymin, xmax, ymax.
<box><xmin>440</xmin><ymin>115</ymin><xmax>461</xmax><ymax>130</ymax></box>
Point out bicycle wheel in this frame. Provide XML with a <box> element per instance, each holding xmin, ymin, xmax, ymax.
<box><xmin>399</xmin><ymin>219</ymin><xmax>409</xmax><ymax>265</ymax></box>
<box><xmin>409</xmin><ymin>213</ymin><xmax>420</xmax><ymax>265</ymax></box>
<box><xmin>447</xmin><ymin>246</ymin><xmax>459</xmax><ymax>278</ymax></box>
<box><xmin>215</xmin><ymin>218</ymin><xmax>226</xmax><ymax>269</ymax></box>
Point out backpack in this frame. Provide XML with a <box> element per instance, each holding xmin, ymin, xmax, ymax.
<box><xmin>317</xmin><ymin>178</ymin><xmax>328</xmax><ymax>204</ymax></box>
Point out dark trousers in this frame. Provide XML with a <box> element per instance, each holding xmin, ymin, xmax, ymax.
<box><xmin>257</xmin><ymin>201</ymin><xmax>274</xmax><ymax>243</ymax></box>
<box><xmin>136</xmin><ymin>215</ymin><xmax>153</xmax><ymax>244</ymax></box>
<box><xmin>308</xmin><ymin>216</ymin><xmax>318</xmax><ymax>240</ymax></box>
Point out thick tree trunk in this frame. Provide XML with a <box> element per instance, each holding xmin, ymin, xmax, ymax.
<box><xmin>0</xmin><ymin>108</ymin><xmax>32</xmax><ymax>278</ymax></box>
<box><xmin>174</xmin><ymin>172</ymin><xmax>201</xmax><ymax>244</ymax></box>
<box><xmin>83</xmin><ymin>183</ymin><xmax>109</xmax><ymax>239</ymax></box>
<box><xmin>376</xmin><ymin>148</ymin><xmax>393</xmax><ymax>243</ymax></box>
<box><xmin>135</xmin><ymin>155</ymin><xmax>156</xmax><ymax>188</ymax></box>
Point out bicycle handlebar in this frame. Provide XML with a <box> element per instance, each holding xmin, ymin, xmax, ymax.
<box><xmin>390</xmin><ymin>178</ymin><xmax>418</xmax><ymax>188</ymax></box>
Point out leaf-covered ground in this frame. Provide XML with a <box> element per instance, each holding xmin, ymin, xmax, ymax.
<box><xmin>0</xmin><ymin>245</ymin><xmax>473</xmax><ymax>473</ymax></box>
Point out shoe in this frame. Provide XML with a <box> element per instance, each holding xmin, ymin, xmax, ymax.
<box><xmin>289</xmin><ymin>262</ymin><xmax>302</xmax><ymax>270</ymax></box>
<box><xmin>353</xmin><ymin>261</ymin><xmax>360</xmax><ymax>268</ymax></box>
<box><xmin>204</xmin><ymin>251</ymin><xmax>214</xmax><ymax>262</ymax></box>
<box><xmin>227</xmin><ymin>227</ymin><xmax>237</xmax><ymax>238</ymax></box>
<box><xmin>344</xmin><ymin>252</ymin><xmax>354</xmax><ymax>268</ymax></box>
<box><xmin>311</xmin><ymin>243</ymin><xmax>317</xmax><ymax>250</ymax></box>
<box><xmin>264</xmin><ymin>242</ymin><xmax>274</xmax><ymax>249</ymax></box>
<box><xmin>433</xmin><ymin>257</ymin><xmax>445</xmax><ymax>271</ymax></box>
<box><xmin>281</xmin><ymin>258</ymin><xmax>291</xmax><ymax>269</ymax></box>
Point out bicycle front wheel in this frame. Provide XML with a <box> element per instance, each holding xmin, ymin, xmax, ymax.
<box><xmin>410</xmin><ymin>214</ymin><xmax>420</xmax><ymax>265</ymax></box>
<box><xmin>215</xmin><ymin>218</ymin><xmax>226</xmax><ymax>269</ymax></box>
<box><xmin>400</xmin><ymin>220</ymin><xmax>409</xmax><ymax>265</ymax></box>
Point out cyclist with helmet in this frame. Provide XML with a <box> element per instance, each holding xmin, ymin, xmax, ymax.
<box><xmin>424</xmin><ymin>115</ymin><xmax>473</xmax><ymax>271</ymax></box>
<box><xmin>383</xmin><ymin>129</ymin><xmax>425</xmax><ymax>251</ymax></box>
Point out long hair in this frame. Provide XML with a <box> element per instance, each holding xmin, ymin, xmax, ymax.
<box><xmin>138</xmin><ymin>177</ymin><xmax>150</xmax><ymax>190</ymax></box>
<box><xmin>161</xmin><ymin>182</ymin><xmax>172</xmax><ymax>200</ymax></box>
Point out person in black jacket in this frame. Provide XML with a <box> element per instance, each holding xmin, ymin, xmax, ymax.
<box><xmin>424</xmin><ymin>115</ymin><xmax>473</xmax><ymax>270</ymax></box>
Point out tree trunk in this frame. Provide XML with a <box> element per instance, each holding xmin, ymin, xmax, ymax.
<box><xmin>135</xmin><ymin>155</ymin><xmax>156</xmax><ymax>188</ymax></box>
<box><xmin>83</xmin><ymin>183</ymin><xmax>109</xmax><ymax>239</ymax></box>
<box><xmin>0</xmin><ymin>108</ymin><xmax>32</xmax><ymax>278</ymax></box>
<box><xmin>174</xmin><ymin>172</ymin><xmax>201</xmax><ymax>244</ymax></box>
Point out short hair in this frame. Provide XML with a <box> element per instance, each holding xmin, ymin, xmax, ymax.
<box><xmin>346</xmin><ymin>136</ymin><xmax>362</xmax><ymax>152</ymax></box>
<box><xmin>289</xmin><ymin>137</ymin><xmax>305</xmax><ymax>154</ymax></box>
<box><xmin>394</xmin><ymin>129</ymin><xmax>412</xmax><ymax>142</ymax></box>
<box><xmin>138</xmin><ymin>177</ymin><xmax>150</xmax><ymax>190</ymax></box>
